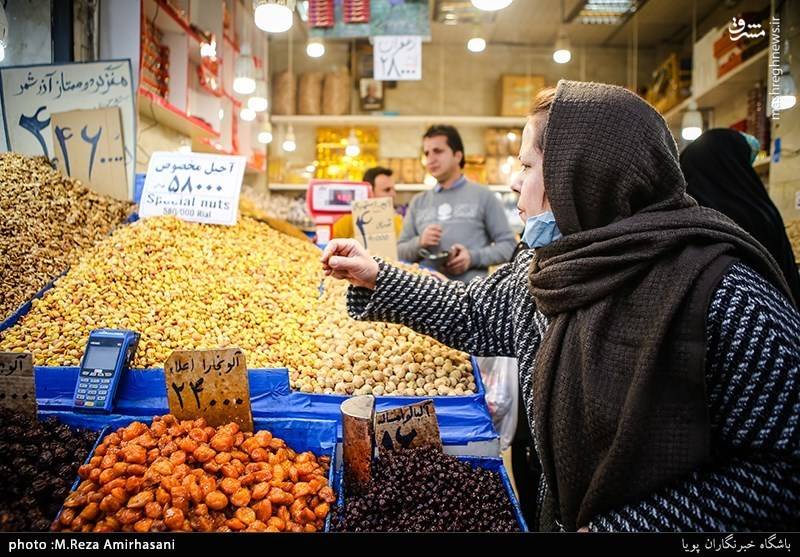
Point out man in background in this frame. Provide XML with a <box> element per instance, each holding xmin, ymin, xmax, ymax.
<box><xmin>331</xmin><ymin>166</ymin><xmax>404</xmax><ymax>239</ymax></box>
<box><xmin>397</xmin><ymin>124</ymin><xmax>515</xmax><ymax>282</ymax></box>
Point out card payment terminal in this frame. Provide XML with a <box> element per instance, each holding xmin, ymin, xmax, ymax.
<box><xmin>73</xmin><ymin>329</ymin><xmax>139</xmax><ymax>412</ymax></box>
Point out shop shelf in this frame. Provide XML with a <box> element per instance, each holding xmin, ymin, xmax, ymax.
<box><xmin>138</xmin><ymin>89</ymin><xmax>219</xmax><ymax>141</ymax></box>
<box><xmin>142</xmin><ymin>0</ymin><xmax>206</xmax><ymax>65</ymax></box>
<box><xmin>663</xmin><ymin>49</ymin><xmax>769</xmax><ymax>127</ymax></box>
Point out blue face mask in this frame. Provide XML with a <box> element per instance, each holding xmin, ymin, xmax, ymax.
<box><xmin>522</xmin><ymin>211</ymin><xmax>562</xmax><ymax>248</ymax></box>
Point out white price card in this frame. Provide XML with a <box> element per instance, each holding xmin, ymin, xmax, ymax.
<box><xmin>140</xmin><ymin>151</ymin><xmax>246</xmax><ymax>225</ymax></box>
<box><xmin>374</xmin><ymin>36</ymin><xmax>422</xmax><ymax>81</ymax></box>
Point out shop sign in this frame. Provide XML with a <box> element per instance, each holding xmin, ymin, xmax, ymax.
<box><xmin>351</xmin><ymin>197</ymin><xmax>398</xmax><ymax>261</ymax></box>
<box><xmin>50</xmin><ymin>107</ymin><xmax>129</xmax><ymax>201</ymax></box>
<box><xmin>164</xmin><ymin>348</ymin><xmax>253</xmax><ymax>432</ymax></box>
<box><xmin>374</xmin><ymin>399</ymin><xmax>442</xmax><ymax>455</ymax></box>
<box><xmin>140</xmin><ymin>152</ymin><xmax>245</xmax><ymax>225</ymax></box>
<box><xmin>0</xmin><ymin>60</ymin><xmax>136</xmax><ymax>198</ymax></box>
<box><xmin>0</xmin><ymin>353</ymin><xmax>36</xmax><ymax>415</ymax></box>
<box><xmin>374</xmin><ymin>36</ymin><xmax>422</xmax><ymax>81</ymax></box>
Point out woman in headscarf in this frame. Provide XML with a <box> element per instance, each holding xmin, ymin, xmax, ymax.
<box><xmin>681</xmin><ymin>128</ymin><xmax>800</xmax><ymax>304</ymax></box>
<box><xmin>322</xmin><ymin>81</ymin><xmax>800</xmax><ymax>531</ymax></box>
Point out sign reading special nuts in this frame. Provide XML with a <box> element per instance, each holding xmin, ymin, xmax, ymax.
<box><xmin>140</xmin><ymin>152</ymin><xmax>245</xmax><ymax>225</ymax></box>
<box><xmin>374</xmin><ymin>399</ymin><xmax>442</xmax><ymax>455</ymax></box>
<box><xmin>164</xmin><ymin>348</ymin><xmax>253</xmax><ymax>432</ymax></box>
<box><xmin>0</xmin><ymin>352</ymin><xmax>36</xmax><ymax>415</ymax></box>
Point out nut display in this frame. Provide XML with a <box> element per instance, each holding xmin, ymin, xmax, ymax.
<box><xmin>299</xmin><ymin>277</ymin><xmax>475</xmax><ymax>397</ymax></box>
<box><xmin>0</xmin><ymin>215</ymin><xmax>475</xmax><ymax>396</ymax></box>
<box><xmin>0</xmin><ymin>153</ymin><xmax>131</xmax><ymax>321</ymax></box>
<box><xmin>331</xmin><ymin>446</ymin><xmax>519</xmax><ymax>532</ymax></box>
<box><xmin>240</xmin><ymin>185</ymin><xmax>314</xmax><ymax>230</ymax></box>
<box><xmin>52</xmin><ymin>415</ymin><xmax>335</xmax><ymax>532</ymax></box>
<box><xmin>0</xmin><ymin>409</ymin><xmax>98</xmax><ymax>532</ymax></box>
<box><xmin>787</xmin><ymin>220</ymin><xmax>800</xmax><ymax>264</ymax></box>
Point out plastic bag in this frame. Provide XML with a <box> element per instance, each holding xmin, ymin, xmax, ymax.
<box><xmin>476</xmin><ymin>356</ymin><xmax>518</xmax><ymax>451</ymax></box>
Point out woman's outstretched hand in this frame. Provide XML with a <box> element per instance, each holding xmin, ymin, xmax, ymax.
<box><xmin>321</xmin><ymin>239</ymin><xmax>380</xmax><ymax>290</ymax></box>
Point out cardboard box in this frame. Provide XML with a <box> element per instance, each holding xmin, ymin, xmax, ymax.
<box><xmin>499</xmin><ymin>75</ymin><xmax>546</xmax><ymax>116</ymax></box>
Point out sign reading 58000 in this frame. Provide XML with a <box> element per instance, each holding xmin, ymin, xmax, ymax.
<box><xmin>140</xmin><ymin>152</ymin><xmax>246</xmax><ymax>226</ymax></box>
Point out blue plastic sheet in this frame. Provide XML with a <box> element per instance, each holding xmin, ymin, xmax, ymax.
<box><xmin>333</xmin><ymin>455</ymin><xmax>527</xmax><ymax>532</ymax></box>
<box><xmin>35</xmin><ymin>363</ymin><xmax>496</xmax><ymax>447</ymax></box>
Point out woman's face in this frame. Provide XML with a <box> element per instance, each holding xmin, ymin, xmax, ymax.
<box><xmin>511</xmin><ymin>114</ymin><xmax>550</xmax><ymax>224</ymax></box>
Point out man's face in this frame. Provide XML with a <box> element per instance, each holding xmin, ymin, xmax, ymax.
<box><xmin>373</xmin><ymin>174</ymin><xmax>395</xmax><ymax>199</ymax></box>
<box><xmin>423</xmin><ymin>135</ymin><xmax>462</xmax><ymax>182</ymax></box>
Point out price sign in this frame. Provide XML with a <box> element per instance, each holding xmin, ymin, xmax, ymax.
<box><xmin>351</xmin><ymin>197</ymin><xmax>398</xmax><ymax>261</ymax></box>
<box><xmin>164</xmin><ymin>348</ymin><xmax>253</xmax><ymax>431</ymax></box>
<box><xmin>374</xmin><ymin>399</ymin><xmax>442</xmax><ymax>455</ymax></box>
<box><xmin>0</xmin><ymin>353</ymin><xmax>36</xmax><ymax>415</ymax></box>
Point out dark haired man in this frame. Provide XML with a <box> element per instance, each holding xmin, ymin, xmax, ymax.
<box><xmin>398</xmin><ymin>124</ymin><xmax>515</xmax><ymax>282</ymax></box>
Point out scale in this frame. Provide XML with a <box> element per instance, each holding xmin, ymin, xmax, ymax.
<box><xmin>73</xmin><ymin>329</ymin><xmax>139</xmax><ymax>413</ymax></box>
<box><xmin>305</xmin><ymin>179</ymin><xmax>372</xmax><ymax>245</ymax></box>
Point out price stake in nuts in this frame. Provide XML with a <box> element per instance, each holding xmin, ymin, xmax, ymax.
<box><xmin>0</xmin><ymin>353</ymin><xmax>36</xmax><ymax>415</ymax></box>
<box><xmin>374</xmin><ymin>399</ymin><xmax>442</xmax><ymax>455</ymax></box>
<box><xmin>164</xmin><ymin>348</ymin><xmax>253</xmax><ymax>432</ymax></box>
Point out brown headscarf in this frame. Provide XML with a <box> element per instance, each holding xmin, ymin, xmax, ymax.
<box><xmin>528</xmin><ymin>80</ymin><xmax>792</xmax><ymax>531</ymax></box>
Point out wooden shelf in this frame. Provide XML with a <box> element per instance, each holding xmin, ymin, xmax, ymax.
<box><xmin>269</xmin><ymin>183</ymin><xmax>511</xmax><ymax>193</ymax></box>
<box><xmin>143</xmin><ymin>0</ymin><xmax>205</xmax><ymax>65</ymax></box>
<box><xmin>138</xmin><ymin>89</ymin><xmax>219</xmax><ymax>141</ymax></box>
<box><xmin>664</xmin><ymin>49</ymin><xmax>769</xmax><ymax>126</ymax></box>
<box><xmin>270</xmin><ymin>115</ymin><xmax>528</xmax><ymax>127</ymax></box>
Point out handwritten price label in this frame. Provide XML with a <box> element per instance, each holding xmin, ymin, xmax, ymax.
<box><xmin>374</xmin><ymin>399</ymin><xmax>442</xmax><ymax>455</ymax></box>
<box><xmin>140</xmin><ymin>152</ymin><xmax>245</xmax><ymax>225</ymax></box>
<box><xmin>351</xmin><ymin>197</ymin><xmax>398</xmax><ymax>261</ymax></box>
<box><xmin>164</xmin><ymin>348</ymin><xmax>253</xmax><ymax>432</ymax></box>
<box><xmin>0</xmin><ymin>353</ymin><xmax>36</xmax><ymax>415</ymax></box>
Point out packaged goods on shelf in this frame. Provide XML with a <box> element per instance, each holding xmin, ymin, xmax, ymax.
<box><xmin>316</xmin><ymin>127</ymin><xmax>378</xmax><ymax>181</ymax></box>
<box><xmin>0</xmin><ymin>216</ymin><xmax>476</xmax><ymax>396</ymax></box>
<box><xmin>298</xmin><ymin>72</ymin><xmax>324</xmax><ymax>116</ymax></box>
<box><xmin>0</xmin><ymin>154</ymin><xmax>132</xmax><ymax>323</ymax></box>
<box><xmin>322</xmin><ymin>70</ymin><xmax>350</xmax><ymax>116</ymax></box>
<box><xmin>53</xmin><ymin>415</ymin><xmax>335</xmax><ymax>533</ymax></box>
<box><xmin>272</xmin><ymin>71</ymin><xmax>296</xmax><ymax>116</ymax></box>
<box><xmin>331</xmin><ymin>446</ymin><xmax>523</xmax><ymax>532</ymax></box>
<box><xmin>647</xmin><ymin>53</ymin><xmax>690</xmax><ymax>114</ymax></box>
<box><xmin>499</xmin><ymin>75</ymin><xmax>546</xmax><ymax>117</ymax></box>
<box><xmin>0</xmin><ymin>409</ymin><xmax>99</xmax><ymax>532</ymax></box>
<box><xmin>240</xmin><ymin>184</ymin><xmax>315</xmax><ymax>230</ymax></box>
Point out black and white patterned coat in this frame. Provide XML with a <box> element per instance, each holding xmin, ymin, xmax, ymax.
<box><xmin>347</xmin><ymin>249</ymin><xmax>800</xmax><ymax>531</ymax></box>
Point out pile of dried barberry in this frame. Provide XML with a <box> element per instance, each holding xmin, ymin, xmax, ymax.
<box><xmin>332</xmin><ymin>446</ymin><xmax>520</xmax><ymax>532</ymax></box>
<box><xmin>0</xmin><ymin>409</ymin><xmax>97</xmax><ymax>531</ymax></box>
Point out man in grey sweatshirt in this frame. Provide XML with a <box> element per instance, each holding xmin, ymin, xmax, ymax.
<box><xmin>397</xmin><ymin>125</ymin><xmax>516</xmax><ymax>282</ymax></box>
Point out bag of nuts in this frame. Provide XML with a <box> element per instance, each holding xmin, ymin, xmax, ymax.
<box><xmin>323</xmin><ymin>69</ymin><xmax>350</xmax><ymax>116</ymax></box>
<box><xmin>298</xmin><ymin>72</ymin><xmax>324</xmax><ymax>115</ymax></box>
<box><xmin>273</xmin><ymin>71</ymin><xmax>296</xmax><ymax>116</ymax></box>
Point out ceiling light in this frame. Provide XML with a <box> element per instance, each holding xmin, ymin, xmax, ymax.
<box><xmin>306</xmin><ymin>38</ymin><xmax>325</xmax><ymax>58</ymax></box>
<box><xmin>553</xmin><ymin>31</ymin><xmax>571</xmax><ymax>64</ymax></box>
<box><xmin>233</xmin><ymin>43</ymin><xmax>256</xmax><ymax>94</ymax></box>
<box><xmin>470</xmin><ymin>0</ymin><xmax>512</xmax><ymax>11</ymax></box>
<box><xmin>681</xmin><ymin>101</ymin><xmax>703</xmax><ymax>141</ymax></box>
<box><xmin>248</xmin><ymin>80</ymin><xmax>268</xmax><ymax>112</ymax></box>
<box><xmin>254</xmin><ymin>0</ymin><xmax>295</xmax><ymax>33</ymax></box>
